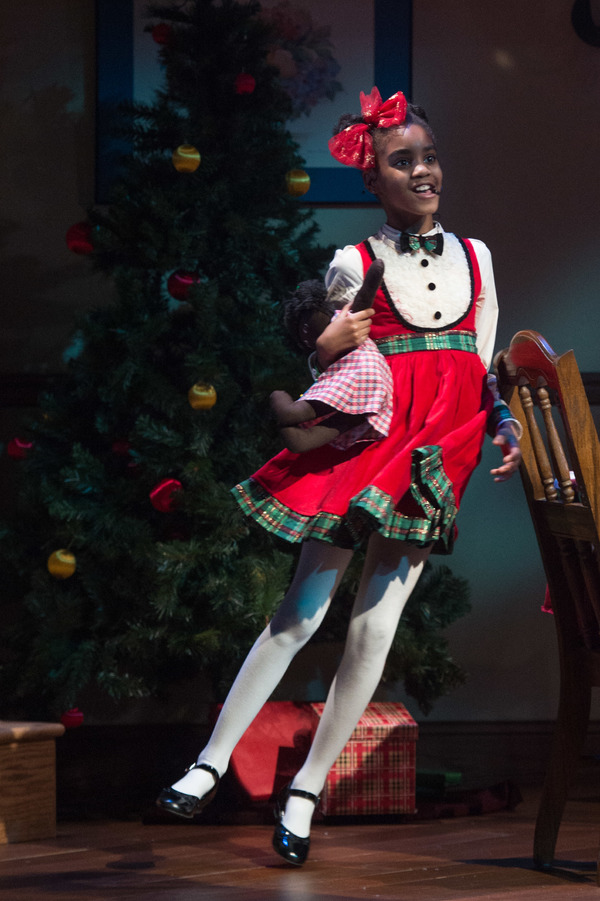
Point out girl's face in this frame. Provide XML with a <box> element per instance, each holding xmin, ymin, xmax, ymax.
<box><xmin>363</xmin><ymin>124</ymin><xmax>442</xmax><ymax>233</ymax></box>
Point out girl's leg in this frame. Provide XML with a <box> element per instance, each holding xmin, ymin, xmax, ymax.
<box><xmin>282</xmin><ymin>533</ymin><xmax>431</xmax><ymax>837</ymax></box>
<box><xmin>170</xmin><ymin>539</ymin><xmax>353</xmax><ymax>799</ymax></box>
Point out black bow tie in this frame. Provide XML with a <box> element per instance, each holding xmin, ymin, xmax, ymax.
<box><xmin>398</xmin><ymin>232</ymin><xmax>444</xmax><ymax>255</ymax></box>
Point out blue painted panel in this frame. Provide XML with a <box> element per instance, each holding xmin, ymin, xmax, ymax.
<box><xmin>95</xmin><ymin>1</ymin><xmax>412</xmax><ymax>204</ymax></box>
<box><xmin>95</xmin><ymin>0</ymin><xmax>134</xmax><ymax>202</ymax></box>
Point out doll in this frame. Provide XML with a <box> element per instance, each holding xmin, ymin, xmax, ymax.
<box><xmin>271</xmin><ymin>260</ymin><xmax>393</xmax><ymax>453</ymax></box>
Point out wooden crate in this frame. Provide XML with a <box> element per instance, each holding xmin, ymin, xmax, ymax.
<box><xmin>0</xmin><ymin>721</ymin><xmax>65</xmax><ymax>843</ymax></box>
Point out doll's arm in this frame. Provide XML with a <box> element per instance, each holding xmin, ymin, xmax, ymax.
<box><xmin>270</xmin><ymin>390</ymin><xmax>317</xmax><ymax>426</ymax></box>
<box><xmin>271</xmin><ymin>391</ymin><xmax>366</xmax><ymax>453</ymax></box>
<box><xmin>279</xmin><ymin>422</ymin><xmax>342</xmax><ymax>453</ymax></box>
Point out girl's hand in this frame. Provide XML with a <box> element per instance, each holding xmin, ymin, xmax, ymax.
<box><xmin>315</xmin><ymin>260</ymin><xmax>382</xmax><ymax>369</ymax></box>
<box><xmin>490</xmin><ymin>424</ymin><xmax>522</xmax><ymax>482</ymax></box>
<box><xmin>315</xmin><ymin>302</ymin><xmax>374</xmax><ymax>369</ymax></box>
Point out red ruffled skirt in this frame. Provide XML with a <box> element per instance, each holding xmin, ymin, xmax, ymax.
<box><xmin>233</xmin><ymin>335</ymin><xmax>493</xmax><ymax>552</ymax></box>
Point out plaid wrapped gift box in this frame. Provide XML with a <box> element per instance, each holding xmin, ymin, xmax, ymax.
<box><xmin>310</xmin><ymin>701</ymin><xmax>418</xmax><ymax>815</ymax></box>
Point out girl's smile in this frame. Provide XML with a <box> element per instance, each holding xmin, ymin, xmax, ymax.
<box><xmin>363</xmin><ymin>124</ymin><xmax>442</xmax><ymax>233</ymax></box>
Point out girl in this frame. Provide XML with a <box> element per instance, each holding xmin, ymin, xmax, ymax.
<box><xmin>157</xmin><ymin>87</ymin><xmax>521</xmax><ymax>866</ymax></box>
<box><xmin>271</xmin><ymin>261</ymin><xmax>393</xmax><ymax>453</ymax></box>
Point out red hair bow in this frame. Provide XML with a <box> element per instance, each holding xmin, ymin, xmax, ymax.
<box><xmin>328</xmin><ymin>87</ymin><xmax>408</xmax><ymax>170</ymax></box>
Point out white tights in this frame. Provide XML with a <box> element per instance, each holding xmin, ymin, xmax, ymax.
<box><xmin>172</xmin><ymin>533</ymin><xmax>430</xmax><ymax>838</ymax></box>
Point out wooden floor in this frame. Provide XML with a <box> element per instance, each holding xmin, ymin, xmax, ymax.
<box><xmin>1</xmin><ymin>785</ymin><xmax>600</xmax><ymax>900</ymax></box>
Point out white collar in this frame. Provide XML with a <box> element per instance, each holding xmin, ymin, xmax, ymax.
<box><xmin>379</xmin><ymin>221</ymin><xmax>443</xmax><ymax>241</ymax></box>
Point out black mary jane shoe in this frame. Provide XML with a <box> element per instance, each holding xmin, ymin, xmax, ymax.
<box><xmin>272</xmin><ymin>784</ymin><xmax>320</xmax><ymax>866</ymax></box>
<box><xmin>156</xmin><ymin>761</ymin><xmax>220</xmax><ymax>819</ymax></box>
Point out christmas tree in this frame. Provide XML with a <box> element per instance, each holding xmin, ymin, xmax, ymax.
<box><xmin>0</xmin><ymin>0</ymin><xmax>471</xmax><ymax>721</ymax></box>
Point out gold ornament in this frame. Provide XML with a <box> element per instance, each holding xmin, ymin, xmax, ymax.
<box><xmin>172</xmin><ymin>144</ymin><xmax>201</xmax><ymax>173</ymax></box>
<box><xmin>285</xmin><ymin>168</ymin><xmax>310</xmax><ymax>197</ymax></box>
<box><xmin>188</xmin><ymin>382</ymin><xmax>217</xmax><ymax>410</ymax></box>
<box><xmin>47</xmin><ymin>549</ymin><xmax>77</xmax><ymax>579</ymax></box>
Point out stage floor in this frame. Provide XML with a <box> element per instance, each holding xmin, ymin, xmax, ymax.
<box><xmin>1</xmin><ymin>784</ymin><xmax>600</xmax><ymax>900</ymax></box>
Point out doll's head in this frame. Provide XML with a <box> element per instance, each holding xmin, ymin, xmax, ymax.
<box><xmin>283</xmin><ymin>280</ymin><xmax>335</xmax><ymax>353</ymax></box>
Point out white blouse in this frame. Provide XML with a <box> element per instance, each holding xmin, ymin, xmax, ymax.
<box><xmin>324</xmin><ymin>222</ymin><xmax>499</xmax><ymax>372</ymax></box>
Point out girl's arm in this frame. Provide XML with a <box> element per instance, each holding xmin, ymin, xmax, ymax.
<box><xmin>471</xmin><ymin>240</ymin><xmax>499</xmax><ymax>372</ymax></box>
<box><xmin>472</xmin><ymin>240</ymin><xmax>522</xmax><ymax>480</ymax></box>
<box><xmin>315</xmin><ymin>254</ymin><xmax>382</xmax><ymax>370</ymax></box>
<box><xmin>490</xmin><ymin>422</ymin><xmax>522</xmax><ymax>481</ymax></box>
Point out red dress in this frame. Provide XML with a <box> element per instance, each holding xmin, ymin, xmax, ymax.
<box><xmin>232</xmin><ymin>233</ymin><xmax>495</xmax><ymax>553</ymax></box>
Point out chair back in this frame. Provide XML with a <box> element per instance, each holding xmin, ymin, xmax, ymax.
<box><xmin>495</xmin><ymin>330</ymin><xmax>600</xmax><ymax>655</ymax></box>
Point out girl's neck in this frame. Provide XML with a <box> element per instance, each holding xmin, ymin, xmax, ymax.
<box><xmin>385</xmin><ymin>215</ymin><xmax>435</xmax><ymax>234</ymax></box>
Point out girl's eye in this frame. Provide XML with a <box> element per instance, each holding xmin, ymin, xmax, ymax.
<box><xmin>425</xmin><ymin>154</ymin><xmax>438</xmax><ymax>164</ymax></box>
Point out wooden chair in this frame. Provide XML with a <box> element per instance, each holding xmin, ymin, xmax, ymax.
<box><xmin>495</xmin><ymin>329</ymin><xmax>600</xmax><ymax>874</ymax></box>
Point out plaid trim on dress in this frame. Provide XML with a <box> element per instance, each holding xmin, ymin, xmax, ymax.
<box><xmin>233</xmin><ymin>444</ymin><xmax>458</xmax><ymax>552</ymax></box>
<box><xmin>375</xmin><ymin>330</ymin><xmax>478</xmax><ymax>356</ymax></box>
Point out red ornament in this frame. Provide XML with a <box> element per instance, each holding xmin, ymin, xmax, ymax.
<box><xmin>235</xmin><ymin>72</ymin><xmax>256</xmax><ymax>94</ymax></box>
<box><xmin>7</xmin><ymin>437</ymin><xmax>33</xmax><ymax>460</ymax></box>
<box><xmin>60</xmin><ymin>708</ymin><xmax>84</xmax><ymax>729</ymax></box>
<box><xmin>66</xmin><ymin>222</ymin><xmax>93</xmax><ymax>255</ymax></box>
<box><xmin>167</xmin><ymin>270</ymin><xmax>201</xmax><ymax>301</ymax></box>
<box><xmin>152</xmin><ymin>23</ymin><xmax>172</xmax><ymax>45</ymax></box>
<box><xmin>111</xmin><ymin>439</ymin><xmax>131</xmax><ymax>456</ymax></box>
<box><xmin>150</xmin><ymin>478</ymin><xmax>183</xmax><ymax>512</ymax></box>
